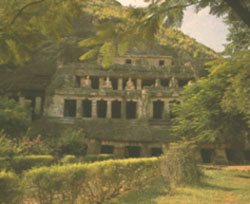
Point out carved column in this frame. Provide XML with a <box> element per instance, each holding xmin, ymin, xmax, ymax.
<box><xmin>137</xmin><ymin>100</ymin><xmax>143</xmax><ymax>119</ymax></box>
<box><xmin>118</xmin><ymin>78</ymin><xmax>123</xmax><ymax>90</ymax></box>
<box><xmin>107</xmin><ymin>100</ymin><xmax>112</xmax><ymax>119</ymax></box>
<box><xmin>163</xmin><ymin>100</ymin><xmax>170</xmax><ymax>119</ymax></box>
<box><xmin>91</xmin><ymin>100</ymin><xmax>97</xmax><ymax>118</ymax></box>
<box><xmin>34</xmin><ymin>96</ymin><xmax>42</xmax><ymax>115</ymax></box>
<box><xmin>19</xmin><ymin>96</ymin><xmax>26</xmax><ymax>105</ymax></box>
<box><xmin>114</xmin><ymin>145</ymin><xmax>126</xmax><ymax>158</ymax></box>
<box><xmin>76</xmin><ymin>99</ymin><xmax>82</xmax><ymax>118</ymax></box>
<box><xmin>136</xmin><ymin>78</ymin><xmax>142</xmax><ymax>90</ymax></box>
<box><xmin>141</xmin><ymin>145</ymin><xmax>151</xmax><ymax>157</ymax></box>
<box><xmin>213</xmin><ymin>148</ymin><xmax>228</xmax><ymax>164</ymax></box>
<box><xmin>99</xmin><ymin>77</ymin><xmax>105</xmax><ymax>89</ymax></box>
<box><xmin>149</xmin><ymin>100</ymin><xmax>153</xmax><ymax>119</ymax></box>
<box><xmin>87</xmin><ymin>139</ymin><xmax>101</xmax><ymax>154</ymax></box>
<box><xmin>122</xmin><ymin>99</ymin><xmax>126</xmax><ymax>119</ymax></box>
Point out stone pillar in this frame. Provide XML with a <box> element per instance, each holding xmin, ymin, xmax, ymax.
<box><xmin>107</xmin><ymin>100</ymin><xmax>112</xmax><ymax>119</ymax></box>
<box><xmin>137</xmin><ymin>100</ymin><xmax>143</xmax><ymax>119</ymax></box>
<box><xmin>91</xmin><ymin>100</ymin><xmax>97</xmax><ymax>118</ymax></box>
<box><xmin>141</xmin><ymin>145</ymin><xmax>151</xmax><ymax>157</ymax></box>
<box><xmin>213</xmin><ymin>148</ymin><xmax>228</xmax><ymax>164</ymax></box>
<box><xmin>34</xmin><ymin>96</ymin><xmax>42</xmax><ymax>115</ymax></box>
<box><xmin>99</xmin><ymin>77</ymin><xmax>105</xmax><ymax>89</ymax></box>
<box><xmin>19</xmin><ymin>96</ymin><xmax>26</xmax><ymax>105</ymax></box>
<box><xmin>155</xmin><ymin>79</ymin><xmax>160</xmax><ymax>88</ymax></box>
<box><xmin>118</xmin><ymin>78</ymin><xmax>123</xmax><ymax>90</ymax></box>
<box><xmin>194</xmin><ymin>149</ymin><xmax>203</xmax><ymax>163</ymax></box>
<box><xmin>87</xmin><ymin>139</ymin><xmax>101</xmax><ymax>154</ymax></box>
<box><xmin>136</xmin><ymin>78</ymin><xmax>142</xmax><ymax>90</ymax></box>
<box><xmin>114</xmin><ymin>145</ymin><xmax>126</xmax><ymax>158</ymax></box>
<box><xmin>149</xmin><ymin>100</ymin><xmax>153</xmax><ymax>119</ymax></box>
<box><xmin>76</xmin><ymin>99</ymin><xmax>82</xmax><ymax>118</ymax></box>
<box><xmin>121</xmin><ymin>99</ymin><xmax>126</xmax><ymax>119</ymax></box>
<box><xmin>80</xmin><ymin>77</ymin><xmax>85</xmax><ymax>87</ymax></box>
<box><xmin>163</xmin><ymin>100</ymin><xmax>170</xmax><ymax>119</ymax></box>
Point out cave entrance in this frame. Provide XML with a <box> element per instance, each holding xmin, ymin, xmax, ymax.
<box><xmin>97</xmin><ymin>100</ymin><xmax>107</xmax><ymax>118</ymax></box>
<box><xmin>153</xmin><ymin>100</ymin><xmax>164</xmax><ymax>119</ymax></box>
<box><xmin>126</xmin><ymin>101</ymin><xmax>136</xmax><ymax>119</ymax></box>
<box><xmin>125</xmin><ymin>146</ymin><xmax>141</xmax><ymax>158</ymax></box>
<box><xmin>200</xmin><ymin>149</ymin><xmax>214</xmax><ymax>163</ymax></box>
<box><xmin>64</xmin><ymin>99</ymin><xmax>76</xmax><ymax>117</ymax></box>
<box><xmin>112</xmin><ymin>100</ymin><xmax>121</xmax><ymax>118</ymax></box>
<box><xmin>101</xmin><ymin>145</ymin><xmax>114</xmax><ymax>154</ymax></box>
<box><xmin>82</xmin><ymin>99</ymin><xmax>92</xmax><ymax>118</ymax></box>
<box><xmin>151</xmin><ymin>147</ymin><xmax>163</xmax><ymax>157</ymax></box>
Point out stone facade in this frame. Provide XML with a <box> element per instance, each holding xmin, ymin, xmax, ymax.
<box><xmin>16</xmin><ymin>54</ymin><xmax>249</xmax><ymax>163</ymax></box>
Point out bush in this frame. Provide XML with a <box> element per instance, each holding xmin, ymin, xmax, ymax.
<box><xmin>79</xmin><ymin>154</ymin><xmax>115</xmax><ymax>163</ymax></box>
<box><xmin>10</xmin><ymin>155</ymin><xmax>55</xmax><ymax>173</ymax></box>
<box><xmin>60</xmin><ymin>155</ymin><xmax>78</xmax><ymax>164</ymax></box>
<box><xmin>0</xmin><ymin>171</ymin><xmax>22</xmax><ymax>204</ymax></box>
<box><xmin>160</xmin><ymin>142</ymin><xmax>201</xmax><ymax>187</ymax></box>
<box><xmin>0</xmin><ymin>96</ymin><xmax>31</xmax><ymax>138</ymax></box>
<box><xmin>23</xmin><ymin>158</ymin><xmax>160</xmax><ymax>204</ymax></box>
<box><xmin>56</xmin><ymin>128</ymin><xmax>87</xmax><ymax>156</ymax></box>
<box><xmin>0</xmin><ymin>130</ymin><xmax>19</xmax><ymax>157</ymax></box>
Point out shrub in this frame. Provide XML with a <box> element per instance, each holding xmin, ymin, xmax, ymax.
<box><xmin>60</xmin><ymin>155</ymin><xmax>78</xmax><ymax>164</ymax></box>
<box><xmin>23</xmin><ymin>158</ymin><xmax>160</xmax><ymax>204</ymax></box>
<box><xmin>0</xmin><ymin>96</ymin><xmax>31</xmax><ymax>138</ymax></box>
<box><xmin>10</xmin><ymin>155</ymin><xmax>55</xmax><ymax>173</ymax></box>
<box><xmin>160</xmin><ymin>142</ymin><xmax>201</xmax><ymax>188</ymax></box>
<box><xmin>0</xmin><ymin>171</ymin><xmax>22</xmax><ymax>204</ymax></box>
<box><xmin>79</xmin><ymin>154</ymin><xmax>115</xmax><ymax>163</ymax></box>
<box><xmin>0</xmin><ymin>130</ymin><xmax>19</xmax><ymax>157</ymax></box>
<box><xmin>57</xmin><ymin>128</ymin><xmax>87</xmax><ymax>156</ymax></box>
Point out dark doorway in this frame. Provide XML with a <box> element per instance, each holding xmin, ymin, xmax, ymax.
<box><xmin>161</xmin><ymin>79</ymin><xmax>169</xmax><ymax>87</ymax></box>
<box><xmin>64</xmin><ymin>99</ymin><xmax>76</xmax><ymax>117</ymax></box>
<box><xmin>142</xmin><ymin>79</ymin><xmax>155</xmax><ymax>88</ymax></box>
<box><xmin>226</xmin><ymin>149</ymin><xmax>243</xmax><ymax>163</ymax></box>
<box><xmin>112</xmin><ymin>100</ymin><xmax>121</xmax><ymax>118</ymax></box>
<box><xmin>90</xmin><ymin>76</ymin><xmax>99</xmax><ymax>89</ymax></box>
<box><xmin>243</xmin><ymin>150</ymin><xmax>250</xmax><ymax>161</ymax></box>
<box><xmin>101</xmin><ymin>145</ymin><xmax>114</xmax><ymax>154</ymax></box>
<box><xmin>97</xmin><ymin>100</ymin><xmax>107</xmax><ymax>118</ymax></box>
<box><xmin>125</xmin><ymin>146</ymin><xmax>141</xmax><ymax>158</ymax></box>
<box><xmin>153</xmin><ymin>100</ymin><xmax>164</xmax><ymax>119</ymax></box>
<box><xmin>110</xmin><ymin>77</ymin><xmax>118</xmax><ymax>90</ymax></box>
<box><xmin>159</xmin><ymin>60</ymin><xmax>165</xmax><ymax>66</ymax></box>
<box><xmin>126</xmin><ymin>101</ymin><xmax>136</xmax><ymax>119</ymax></box>
<box><xmin>125</xmin><ymin>59</ymin><xmax>132</xmax><ymax>64</ymax></box>
<box><xmin>179</xmin><ymin>79</ymin><xmax>190</xmax><ymax>87</ymax></box>
<box><xmin>200</xmin><ymin>149</ymin><xmax>214</xmax><ymax>163</ymax></box>
<box><xmin>82</xmin><ymin>99</ymin><xmax>92</xmax><ymax>118</ymax></box>
<box><xmin>151</xmin><ymin>148</ymin><xmax>163</xmax><ymax>157</ymax></box>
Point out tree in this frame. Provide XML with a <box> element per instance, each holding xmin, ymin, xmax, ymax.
<box><xmin>172</xmin><ymin>51</ymin><xmax>250</xmax><ymax>147</ymax></box>
<box><xmin>78</xmin><ymin>0</ymin><xmax>250</xmax><ymax>67</ymax></box>
<box><xmin>0</xmin><ymin>97</ymin><xmax>31</xmax><ymax>138</ymax></box>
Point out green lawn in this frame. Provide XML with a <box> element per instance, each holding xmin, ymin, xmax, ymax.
<box><xmin>104</xmin><ymin>169</ymin><xmax>250</xmax><ymax>204</ymax></box>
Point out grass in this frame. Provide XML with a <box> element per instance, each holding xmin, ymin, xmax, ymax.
<box><xmin>104</xmin><ymin>169</ymin><xmax>250</xmax><ymax>204</ymax></box>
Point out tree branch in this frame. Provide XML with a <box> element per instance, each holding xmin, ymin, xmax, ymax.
<box><xmin>223</xmin><ymin>0</ymin><xmax>250</xmax><ymax>28</ymax></box>
<box><xmin>7</xmin><ymin>0</ymin><xmax>46</xmax><ymax>27</ymax></box>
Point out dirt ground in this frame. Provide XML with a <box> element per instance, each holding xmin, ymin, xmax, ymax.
<box><xmin>201</xmin><ymin>164</ymin><xmax>250</xmax><ymax>172</ymax></box>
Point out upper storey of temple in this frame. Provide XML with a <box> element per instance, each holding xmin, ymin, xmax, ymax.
<box><xmin>97</xmin><ymin>55</ymin><xmax>172</xmax><ymax>67</ymax></box>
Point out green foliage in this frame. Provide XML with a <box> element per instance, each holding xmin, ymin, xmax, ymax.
<box><xmin>0</xmin><ymin>171</ymin><xmax>22</xmax><ymax>204</ymax></box>
<box><xmin>0</xmin><ymin>0</ymin><xmax>81</xmax><ymax>65</ymax></box>
<box><xmin>23</xmin><ymin>158</ymin><xmax>160</xmax><ymax>204</ymax></box>
<box><xmin>60</xmin><ymin>154</ymin><xmax>78</xmax><ymax>164</ymax></box>
<box><xmin>0</xmin><ymin>155</ymin><xmax>55</xmax><ymax>174</ymax></box>
<box><xmin>80</xmin><ymin>154</ymin><xmax>115</xmax><ymax>163</ymax></box>
<box><xmin>0</xmin><ymin>130</ymin><xmax>20</xmax><ymax>157</ymax></box>
<box><xmin>160</xmin><ymin>142</ymin><xmax>201</xmax><ymax>188</ymax></box>
<box><xmin>56</xmin><ymin>128</ymin><xmax>87</xmax><ymax>157</ymax></box>
<box><xmin>172</xmin><ymin>50</ymin><xmax>250</xmax><ymax>145</ymax></box>
<box><xmin>0</xmin><ymin>97</ymin><xmax>31</xmax><ymax>138</ymax></box>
